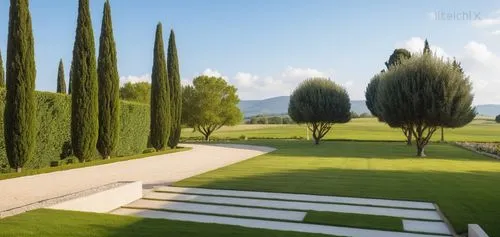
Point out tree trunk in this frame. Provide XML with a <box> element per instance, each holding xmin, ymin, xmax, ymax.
<box><xmin>406</xmin><ymin>130</ymin><xmax>412</xmax><ymax>145</ymax></box>
<box><xmin>314</xmin><ymin>138</ymin><xmax>320</xmax><ymax>145</ymax></box>
<box><xmin>204</xmin><ymin>134</ymin><xmax>210</xmax><ymax>142</ymax></box>
<box><xmin>104</xmin><ymin>155</ymin><xmax>110</xmax><ymax>160</ymax></box>
<box><xmin>440</xmin><ymin>127</ymin><xmax>444</xmax><ymax>142</ymax></box>
<box><xmin>417</xmin><ymin>145</ymin><xmax>426</xmax><ymax>157</ymax></box>
<box><xmin>16</xmin><ymin>167</ymin><xmax>22</xmax><ymax>173</ymax></box>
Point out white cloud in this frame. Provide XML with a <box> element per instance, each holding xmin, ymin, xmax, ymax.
<box><xmin>119</xmin><ymin>74</ymin><xmax>150</xmax><ymax>85</ymax></box>
<box><xmin>281</xmin><ymin>66</ymin><xmax>326</xmax><ymax>79</ymax></box>
<box><xmin>471</xmin><ymin>17</ymin><xmax>500</xmax><ymax>27</ymax></box>
<box><xmin>492</xmin><ymin>30</ymin><xmax>500</xmax><ymax>35</ymax></box>
<box><xmin>460</xmin><ymin>41</ymin><xmax>500</xmax><ymax>104</ymax></box>
<box><xmin>397</xmin><ymin>37</ymin><xmax>449</xmax><ymax>59</ymax></box>
<box><xmin>200</xmin><ymin>68</ymin><xmax>228</xmax><ymax>80</ymax></box>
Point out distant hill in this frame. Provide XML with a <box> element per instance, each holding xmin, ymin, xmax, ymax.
<box><xmin>239</xmin><ymin>96</ymin><xmax>370</xmax><ymax>117</ymax></box>
<box><xmin>239</xmin><ymin>96</ymin><xmax>500</xmax><ymax>118</ymax></box>
<box><xmin>476</xmin><ymin>104</ymin><xmax>500</xmax><ymax>117</ymax></box>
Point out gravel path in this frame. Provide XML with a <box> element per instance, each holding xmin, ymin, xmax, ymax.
<box><xmin>0</xmin><ymin>144</ymin><xmax>274</xmax><ymax>212</ymax></box>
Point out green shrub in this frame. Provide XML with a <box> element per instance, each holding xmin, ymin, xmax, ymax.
<box><xmin>0</xmin><ymin>89</ymin><xmax>150</xmax><ymax>171</ymax></box>
<box><xmin>496</xmin><ymin>115</ymin><xmax>500</xmax><ymax>123</ymax></box>
<box><xmin>142</xmin><ymin>148</ymin><xmax>156</xmax><ymax>154</ymax></box>
<box><xmin>50</xmin><ymin>161</ymin><xmax>60</xmax><ymax>167</ymax></box>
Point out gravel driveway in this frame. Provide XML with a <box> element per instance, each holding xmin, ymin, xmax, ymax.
<box><xmin>0</xmin><ymin>144</ymin><xmax>275</xmax><ymax>212</ymax></box>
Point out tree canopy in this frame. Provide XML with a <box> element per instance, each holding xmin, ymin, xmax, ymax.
<box><xmin>377</xmin><ymin>54</ymin><xmax>476</xmax><ymax>156</ymax></box>
<box><xmin>120</xmin><ymin>81</ymin><xmax>151</xmax><ymax>104</ymax></box>
<box><xmin>385</xmin><ymin>48</ymin><xmax>411</xmax><ymax>70</ymax></box>
<box><xmin>182</xmin><ymin>76</ymin><xmax>242</xmax><ymax>141</ymax></box>
<box><xmin>288</xmin><ymin>78</ymin><xmax>351</xmax><ymax>144</ymax></box>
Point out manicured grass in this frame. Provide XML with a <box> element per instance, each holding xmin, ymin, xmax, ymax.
<box><xmin>0</xmin><ymin>148</ymin><xmax>190</xmax><ymax>180</ymax></box>
<box><xmin>181</xmin><ymin>118</ymin><xmax>500</xmax><ymax>142</ymax></box>
<box><xmin>0</xmin><ymin>209</ymin><xmax>334</xmax><ymax>237</ymax></box>
<box><xmin>175</xmin><ymin>140</ymin><xmax>500</xmax><ymax>236</ymax></box>
<box><xmin>304</xmin><ymin>211</ymin><xmax>403</xmax><ymax>232</ymax></box>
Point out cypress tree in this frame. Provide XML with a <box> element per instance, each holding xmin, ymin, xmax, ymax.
<box><xmin>71</xmin><ymin>0</ymin><xmax>98</xmax><ymax>162</ymax></box>
<box><xmin>423</xmin><ymin>39</ymin><xmax>431</xmax><ymax>55</ymax></box>
<box><xmin>5</xmin><ymin>0</ymin><xmax>36</xmax><ymax>172</ymax></box>
<box><xmin>68</xmin><ymin>61</ymin><xmax>73</xmax><ymax>94</ymax></box>
<box><xmin>57</xmin><ymin>59</ymin><xmax>66</xmax><ymax>93</ymax></box>
<box><xmin>97</xmin><ymin>0</ymin><xmax>120</xmax><ymax>159</ymax></box>
<box><xmin>167</xmin><ymin>29</ymin><xmax>181</xmax><ymax>149</ymax></box>
<box><xmin>149</xmin><ymin>23</ymin><xmax>170</xmax><ymax>150</ymax></box>
<box><xmin>0</xmin><ymin>50</ymin><xmax>5</xmax><ymax>87</ymax></box>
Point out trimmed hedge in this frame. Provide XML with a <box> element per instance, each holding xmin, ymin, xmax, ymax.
<box><xmin>0</xmin><ymin>89</ymin><xmax>150</xmax><ymax>171</ymax></box>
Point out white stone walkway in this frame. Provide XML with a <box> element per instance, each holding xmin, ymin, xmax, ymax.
<box><xmin>144</xmin><ymin>192</ymin><xmax>442</xmax><ymax>220</ymax></box>
<box><xmin>124</xmin><ymin>199</ymin><xmax>306</xmax><ymax>221</ymax></box>
<box><xmin>157</xmin><ymin>186</ymin><xmax>435</xmax><ymax>210</ymax></box>
<box><xmin>111</xmin><ymin>208</ymin><xmax>449</xmax><ymax>237</ymax></box>
<box><xmin>0</xmin><ymin>144</ymin><xmax>275</xmax><ymax>212</ymax></box>
<box><xmin>112</xmin><ymin>186</ymin><xmax>453</xmax><ymax>237</ymax></box>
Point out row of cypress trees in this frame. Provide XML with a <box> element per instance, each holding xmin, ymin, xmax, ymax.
<box><xmin>3</xmin><ymin>0</ymin><xmax>182</xmax><ymax>170</ymax></box>
<box><xmin>150</xmin><ymin>23</ymin><xmax>182</xmax><ymax>151</ymax></box>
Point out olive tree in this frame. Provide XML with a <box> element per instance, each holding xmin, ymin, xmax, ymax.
<box><xmin>377</xmin><ymin>54</ymin><xmax>476</xmax><ymax>157</ymax></box>
<box><xmin>288</xmin><ymin>78</ymin><xmax>351</xmax><ymax>145</ymax></box>
<box><xmin>366</xmin><ymin>73</ymin><xmax>412</xmax><ymax>145</ymax></box>
<box><xmin>181</xmin><ymin>76</ymin><xmax>242</xmax><ymax>141</ymax></box>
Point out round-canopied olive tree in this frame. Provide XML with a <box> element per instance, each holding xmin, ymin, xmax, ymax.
<box><xmin>377</xmin><ymin>54</ymin><xmax>476</xmax><ymax>157</ymax></box>
<box><xmin>366</xmin><ymin>73</ymin><xmax>413</xmax><ymax>145</ymax></box>
<box><xmin>288</xmin><ymin>78</ymin><xmax>351</xmax><ymax>145</ymax></box>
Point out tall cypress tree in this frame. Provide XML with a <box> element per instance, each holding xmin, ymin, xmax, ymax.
<box><xmin>0</xmin><ymin>50</ymin><xmax>5</xmax><ymax>87</ymax></box>
<box><xmin>149</xmin><ymin>23</ymin><xmax>170</xmax><ymax>151</ymax></box>
<box><xmin>97</xmin><ymin>0</ymin><xmax>120</xmax><ymax>159</ymax></box>
<box><xmin>423</xmin><ymin>39</ymin><xmax>431</xmax><ymax>55</ymax></box>
<box><xmin>68</xmin><ymin>60</ymin><xmax>73</xmax><ymax>94</ymax></box>
<box><xmin>167</xmin><ymin>29</ymin><xmax>181</xmax><ymax>149</ymax></box>
<box><xmin>71</xmin><ymin>0</ymin><xmax>98</xmax><ymax>162</ymax></box>
<box><xmin>57</xmin><ymin>59</ymin><xmax>66</xmax><ymax>93</ymax></box>
<box><xmin>5</xmin><ymin>0</ymin><xmax>36</xmax><ymax>172</ymax></box>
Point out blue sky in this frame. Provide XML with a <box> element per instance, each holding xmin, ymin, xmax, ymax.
<box><xmin>0</xmin><ymin>0</ymin><xmax>499</xmax><ymax>104</ymax></box>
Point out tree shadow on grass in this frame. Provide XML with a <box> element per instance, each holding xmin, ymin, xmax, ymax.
<box><xmin>175</xmin><ymin>168</ymin><xmax>500</xmax><ymax>236</ymax></box>
<box><xmin>231</xmin><ymin>140</ymin><xmax>496</xmax><ymax>161</ymax></box>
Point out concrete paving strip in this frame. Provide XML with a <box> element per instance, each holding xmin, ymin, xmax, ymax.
<box><xmin>403</xmin><ymin>220</ymin><xmax>451</xmax><ymax>235</ymax></box>
<box><xmin>157</xmin><ymin>186</ymin><xmax>435</xmax><ymax>210</ymax></box>
<box><xmin>124</xmin><ymin>199</ymin><xmax>306</xmax><ymax>221</ymax></box>
<box><xmin>111</xmin><ymin>208</ymin><xmax>450</xmax><ymax>237</ymax></box>
<box><xmin>144</xmin><ymin>192</ymin><xmax>442</xmax><ymax>220</ymax></box>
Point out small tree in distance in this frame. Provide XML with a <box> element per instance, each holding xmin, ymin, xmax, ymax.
<box><xmin>495</xmin><ymin>115</ymin><xmax>500</xmax><ymax>123</ymax></box>
<box><xmin>377</xmin><ymin>54</ymin><xmax>476</xmax><ymax>157</ymax></box>
<box><xmin>57</xmin><ymin>59</ymin><xmax>66</xmax><ymax>94</ymax></box>
<box><xmin>181</xmin><ymin>76</ymin><xmax>242</xmax><ymax>141</ymax></box>
<box><xmin>288</xmin><ymin>78</ymin><xmax>351</xmax><ymax>145</ymax></box>
<box><xmin>0</xmin><ymin>50</ymin><xmax>5</xmax><ymax>87</ymax></box>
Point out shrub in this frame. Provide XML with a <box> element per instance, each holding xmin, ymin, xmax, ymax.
<box><xmin>496</xmin><ymin>115</ymin><xmax>500</xmax><ymax>123</ymax></box>
<box><xmin>0</xmin><ymin>89</ymin><xmax>150</xmax><ymax>171</ymax></box>
<box><xmin>50</xmin><ymin>161</ymin><xmax>60</xmax><ymax>167</ymax></box>
<box><xmin>142</xmin><ymin>148</ymin><xmax>156</xmax><ymax>154</ymax></box>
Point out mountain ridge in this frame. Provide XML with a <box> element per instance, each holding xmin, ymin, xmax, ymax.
<box><xmin>239</xmin><ymin>96</ymin><xmax>500</xmax><ymax>118</ymax></box>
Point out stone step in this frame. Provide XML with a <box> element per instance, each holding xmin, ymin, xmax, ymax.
<box><xmin>403</xmin><ymin>220</ymin><xmax>451</xmax><ymax>235</ymax></box>
<box><xmin>156</xmin><ymin>186</ymin><xmax>435</xmax><ymax>210</ymax></box>
<box><xmin>124</xmin><ymin>199</ymin><xmax>306</xmax><ymax>221</ymax></box>
<box><xmin>145</xmin><ymin>192</ymin><xmax>442</xmax><ymax>220</ymax></box>
<box><xmin>111</xmin><ymin>208</ymin><xmax>451</xmax><ymax>237</ymax></box>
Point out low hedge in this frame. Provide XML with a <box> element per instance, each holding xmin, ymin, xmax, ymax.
<box><xmin>0</xmin><ymin>90</ymin><xmax>150</xmax><ymax>171</ymax></box>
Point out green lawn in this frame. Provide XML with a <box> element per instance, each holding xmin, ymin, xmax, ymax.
<box><xmin>0</xmin><ymin>209</ymin><xmax>334</xmax><ymax>237</ymax></box>
<box><xmin>304</xmin><ymin>211</ymin><xmax>403</xmax><ymax>232</ymax></box>
<box><xmin>0</xmin><ymin>148</ymin><xmax>190</xmax><ymax>180</ymax></box>
<box><xmin>181</xmin><ymin>118</ymin><xmax>500</xmax><ymax>142</ymax></box>
<box><xmin>175</xmin><ymin>140</ymin><xmax>500</xmax><ymax>236</ymax></box>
